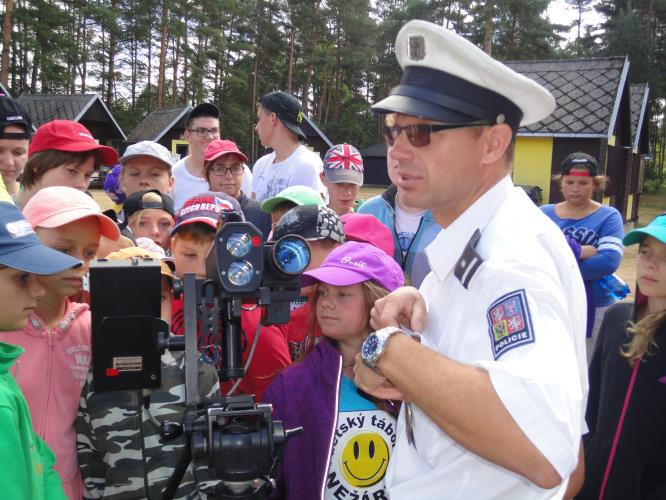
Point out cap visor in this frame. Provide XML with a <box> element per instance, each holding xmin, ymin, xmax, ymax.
<box><xmin>261</xmin><ymin>197</ymin><xmax>289</xmax><ymax>214</ymax></box>
<box><xmin>63</xmin><ymin>142</ymin><xmax>119</xmax><ymax>166</ymax></box>
<box><xmin>623</xmin><ymin>226</ymin><xmax>666</xmax><ymax>246</ymax></box>
<box><xmin>206</xmin><ymin>151</ymin><xmax>249</xmax><ymax>163</ymax></box>
<box><xmin>283</xmin><ymin>121</ymin><xmax>306</xmax><ymax>140</ymax></box>
<box><xmin>171</xmin><ymin>216</ymin><xmax>217</xmax><ymax>235</ymax></box>
<box><xmin>0</xmin><ymin>243</ymin><xmax>81</xmax><ymax>274</ymax></box>
<box><xmin>301</xmin><ymin>266</ymin><xmax>368</xmax><ymax>288</ymax></box>
<box><xmin>371</xmin><ymin>94</ymin><xmax>475</xmax><ymax>123</ymax></box>
<box><xmin>36</xmin><ymin>210</ymin><xmax>121</xmax><ymax>241</ymax></box>
<box><xmin>119</xmin><ymin>153</ymin><xmax>172</xmax><ymax>170</ymax></box>
<box><xmin>324</xmin><ymin>170</ymin><xmax>363</xmax><ymax>186</ymax></box>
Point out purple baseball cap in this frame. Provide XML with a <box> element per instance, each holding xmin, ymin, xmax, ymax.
<box><xmin>301</xmin><ymin>241</ymin><xmax>404</xmax><ymax>292</ymax></box>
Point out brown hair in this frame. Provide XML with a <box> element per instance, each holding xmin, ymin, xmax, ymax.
<box><xmin>622</xmin><ymin>308</ymin><xmax>666</xmax><ymax>366</ymax></box>
<box><xmin>553</xmin><ymin>172</ymin><xmax>608</xmax><ymax>191</ymax></box>
<box><xmin>22</xmin><ymin>150</ymin><xmax>100</xmax><ymax>188</ymax></box>
<box><xmin>127</xmin><ymin>191</ymin><xmax>174</xmax><ymax>229</ymax></box>
<box><xmin>172</xmin><ymin>222</ymin><xmax>215</xmax><ymax>245</ymax></box>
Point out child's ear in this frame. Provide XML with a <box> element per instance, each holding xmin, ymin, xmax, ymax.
<box><xmin>170</xmin><ymin>234</ymin><xmax>178</xmax><ymax>254</ymax></box>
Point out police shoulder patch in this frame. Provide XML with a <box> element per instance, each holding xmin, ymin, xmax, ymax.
<box><xmin>486</xmin><ymin>289</ymin><xmax>534</xmax><ymax>360</ymax></box>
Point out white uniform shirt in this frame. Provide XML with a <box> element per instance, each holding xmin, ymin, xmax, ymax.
<box><xmin>251</xmin><ymin>145</ymin><xmax>324</xmax><ymax>202</ymax></box>
<box><xmin>387</xmin><ymin>176</ymin><xmax>588</xmax><ymax>500</ymax></box>
<box><xmin>172</xmin><ymin>157</ymin><xmax>253</xmax><ymax>211</ymax></box>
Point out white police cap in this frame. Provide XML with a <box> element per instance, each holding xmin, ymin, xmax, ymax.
<box><xmin>372</xmin><ymin>20</ymin><xmax>555</xmax><ymax>131</ymax></box>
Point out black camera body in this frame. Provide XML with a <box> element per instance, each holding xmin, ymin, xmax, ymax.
<box><xmin>89</xmin><ymin>258</ymin><xmax>167</xmax><ymax>392</ymax></box>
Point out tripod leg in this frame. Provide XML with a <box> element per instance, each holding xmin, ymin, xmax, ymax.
<box><xmin>160</xmin><ymin>434</ymin><xmax>192</xmax><ymax>500</ymax></box>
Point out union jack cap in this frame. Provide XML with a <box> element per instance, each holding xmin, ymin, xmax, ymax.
<box><xmin>323</xmin><ymin>143</ymin><xmax>364</xmax><ymax>186</ymax></box>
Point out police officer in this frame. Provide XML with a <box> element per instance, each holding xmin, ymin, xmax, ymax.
<box><xmin>353</xmin><ymin>20</ymin><xmax>588</xmax><ymax>499</ymax></box>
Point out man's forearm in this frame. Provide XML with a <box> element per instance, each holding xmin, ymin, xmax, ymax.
<box><xmin>378</xmin><ymin>333</ymin><xmax>562</xmax><ymax>489</ymax></box>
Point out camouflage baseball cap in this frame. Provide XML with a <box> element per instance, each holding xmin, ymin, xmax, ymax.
<box><xmin>272</xmin><ymin>204</ymin><xmax>345</xmax><ymax>243</ymax></box>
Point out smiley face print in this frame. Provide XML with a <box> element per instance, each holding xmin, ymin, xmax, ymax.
<box><xmin>340</xmin><ymin>432</ymin><xmax>390</xmax><ymax>487</ymax></box>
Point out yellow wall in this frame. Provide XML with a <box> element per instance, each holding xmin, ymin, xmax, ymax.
<box><xmin>513</xmin><ymin>137</ymin><xmax>554</xmax><ymax>203</ymax></box>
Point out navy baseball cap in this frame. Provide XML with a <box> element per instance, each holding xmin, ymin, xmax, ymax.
<box><xmin>0</xmin><ymin>202</ymin><xmax>81</xmax><ymax>274</ymax></box>
<box><xmin>0</xmin><ymin>95</ymin><xmax>32</xmax><ymax>139</ymax></box>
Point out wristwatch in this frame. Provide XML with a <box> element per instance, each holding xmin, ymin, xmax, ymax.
<box><xmin>361</xmin><ymin>327</ymin><xmax>405</xmax><ymax>370</ymax></box>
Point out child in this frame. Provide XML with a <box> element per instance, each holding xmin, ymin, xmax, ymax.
<box><xmin>118</xmin><ymin>140</ymin><xmax>174</xmax><ymax>198</ymax></box>
<box><xmin>320</xmin><ymin>143</ymin><xmax>364</xmax><ymax>216</ymax></box>
<box><xmin>0</xmin><ymin>95</ymin><xmax>32</xmax><ymax>198</ymax></box>
<box><xmin>579</xmin><ymin>214</ymin><xmax>666</xmax><ymax>500</ymax></box>
<box><xmin>4</xmin><ymin>186</ymin><xmax>120</xmax><ymax>499</ymax></box>
<box><xmin>264</xmin><ymin>241</ymin><xmax>404</xmax><ymax>499</ymax></box>
<box><xmin>122</xmin><ymin>189</ymin><xmax>175</xmax><ymax>250</ymax></box>
<box><xmin>76</xmin><ymin>246</ymin><xmax>219</xmax><ymax>499</ymax></box>
<box><xmin>271</xmin><ymin>204</ymin><xmax>346</xmax><ymax>361</ymax></box>
<box><xmin>0</xmin><ymin>202</ymin><xmax>80</xmax><ymax>499</ymax></box>
<box><xmin>14</xmin><ymin>120</ymin><xmax>118</xmax><ymax>208</ymax></box>
<box><xmin>260</xmin><ymin>184</ymin><xmax>325</xmax><ymax>235</ymax></box>
<box><xmin>169</xmin><ymin>192</ymin><xmax>290</xmax><ymax>401</ymax></box>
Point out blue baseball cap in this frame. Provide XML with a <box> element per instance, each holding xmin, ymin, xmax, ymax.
<box><xmin>623</xmin><ymin>213</ymin><xmax>666</xmax><ymax>246</ymax></box>
<box><xmin>0</xmin><ymin>202</ymin><xmax>81</xmax><ymax>274</ymax></box>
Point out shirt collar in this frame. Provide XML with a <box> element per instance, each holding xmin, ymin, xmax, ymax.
<box><xmin>426</xmin><ymin>175</ymin><xmax>514</xmax><ymax>281</ymax></box>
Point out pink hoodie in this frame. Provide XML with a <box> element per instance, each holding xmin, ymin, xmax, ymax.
<box><xmin>5</xmin><ymin>300</ymin><xmax>91</xmax><ymax>500</ymax></box>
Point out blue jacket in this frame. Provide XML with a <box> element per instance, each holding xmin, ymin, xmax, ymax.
<box><xmin>358</xmin><ymin>185</ymin><xmax>441</xmax><ymax>287</ymax></box>
<box><xmin>263</xmin><ymin>340</ymin><xmax>342</xmax><ymax>500</ymax></box>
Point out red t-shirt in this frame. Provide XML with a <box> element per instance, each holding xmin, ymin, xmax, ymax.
<box><xmin>277</xmin><ymin>288</ymin><xmax>322</xmax><ymax>362</ymax></box>
<box><xmin>171</xmin><ymin>296</ymin><xmax>291</xmax><ymax>401</ymax></box>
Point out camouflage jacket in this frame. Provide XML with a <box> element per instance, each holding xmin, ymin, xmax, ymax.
<box><xmin>76</xmin><ymin>351</ymin><xmax>219</xmax><ymax>499</ymax></box>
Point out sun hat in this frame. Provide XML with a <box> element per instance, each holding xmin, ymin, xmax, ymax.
<box><xmin>301</xmin><ymin>241</ymin><xmax>404</xmax><ymax>292</ymax></box>
<box><xmin>23</xmin><ymin>186</ymin><xmax>120</xmax><ymax>240</ymax></box>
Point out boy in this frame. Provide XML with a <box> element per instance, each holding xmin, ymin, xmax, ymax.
<box><xmin>118</xmin><ymin>140</ymin><xmax>174</xmax><ymax>198</ymax></box>
<box><xmin>251</xmin><ymin>91</ymin><xmax>325</xmax><ymax>202</ymax></box>
<box><xmin>260</xmin><ymin>184</ymin><xmax>325</xmax><ymax>235</ymax></box>
<box><xmin>0</xmin><ymin>202</ymin><xmax>81</xmax><ymax>499</ymax></box>
<box><xmin>0</xmin><ymin>94</ymin><xmax>32</xmax><ymax>198</ymax></box>
<box><xmin>320</xmin><ymin>143</ymin><xmax>364</xmax><ymax>216</ymax></box>
<box><xmin>170</xmin><ymin>192</ymin><xmax>290</xmax><ymax>400</ymax></box>
<box><xmin>76</xmin><ymin>246</ymin><xmax>219</xmax><ymax>499</ymax></box>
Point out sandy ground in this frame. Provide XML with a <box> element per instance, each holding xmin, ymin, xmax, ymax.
<box><xmin>94</xmin><ymin>186</ymin><xmax>665</xmax><ymax>301</ymax></box>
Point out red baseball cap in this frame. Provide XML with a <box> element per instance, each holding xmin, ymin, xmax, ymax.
<box><xmin>341</xmin><ymin>213</ymin><xmax>395</xmax><ymax>258</ymax></box>
<box><xmin>28</xmin><ymin>120</ymin><xmax>119</xmax><ymax>166</ymax></box>
<box><xmin>204</xmin><ymin>139</ymin><xmax>248</xmax><ymax>163</ymax></box>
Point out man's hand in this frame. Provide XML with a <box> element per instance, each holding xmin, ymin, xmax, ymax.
<box><xmin>353</xmin><ymin>353</ymin><xmax>406</xmax><ymax>400</ymax></box>
<box><xmin>370</xmin><ymin>286</ymin><xmax>427</xmax><ymax>332</ymax></box>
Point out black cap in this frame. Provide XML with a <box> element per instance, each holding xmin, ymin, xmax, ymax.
<box><xmin>0</xmin><ymin>95</ymin><xmax>32</xmax><ymax>139</ymax></box>
<box><xmin>122</xmin><ymin>189</ymin><xmax>175</xmax><ymax>229</ymax></box>
<box><xmin>187</xmin><ymin>102</ymin><xmax>220</xmax><ymax>121</ymax></box>
<box><xmin>260</xmin><ymin>91</ymin><xmax>306</xmax><ymax>140</ymax></box>
<box><xmin>272</xmin><ymin>204</ymin><xmax>345</xmax><ymax>243</ymax></box>
<box><xmin>561</xmin><ymin>152</ymin><xmax>598</xmax><ymax>177</ymax></box>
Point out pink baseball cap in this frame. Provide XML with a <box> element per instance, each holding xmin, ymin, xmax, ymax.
<box><xmin>204</xmin><ymin>139</ymin><xmax>248</xmax><ymax>163</ymax></box>
<box><xmin>301</xmin><ymin>241</ymin><xmax>404</xmax><ymax>292</ymax></box>
<box><xmin>23</xmin><ymin>186</ymin><xmax>121</xmax><ymax>240</ymax></box>
<box><xmin>28</xmin><ymin>120</ymin><xmax>119</xmax><ymax>166</ymax></box>
<box><xmin>341</xmin><ymin>213</ymin><xmax>395</xmax><ymax>258</ymax></box>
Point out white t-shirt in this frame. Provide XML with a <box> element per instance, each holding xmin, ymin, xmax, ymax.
<box><xmin>387</xmin><ymin>177</ymin><xmax>588</xmax><ymax>499</ymax></box>
<box><xmin>394</xmin><ymin>203</ymin><xmax>426</xmax><ymax>257</ymax></box>
<box><xmin>172</xmin><ymin>157</ymin><xmax>253</xmax><ymax>211</ymax></box>
<box><xmin>251</xmin><ymin>145</ymin><xmax>323</xmax><ymax>202</ymax></box>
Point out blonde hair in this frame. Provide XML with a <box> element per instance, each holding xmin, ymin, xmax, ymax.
<box><xmin>622</xmin><ymin>309</ymin><xmax>666</xmax><ymax>365</ymax></box>
<box><xmin>553</xmin><ymin>173</ymin><xmax>608</xmax><ymax>191</ymax></box>
<box><xmin>127</xmin><ymin>191</ymin><xmax>170</xmax><ymax>229</ymax></box>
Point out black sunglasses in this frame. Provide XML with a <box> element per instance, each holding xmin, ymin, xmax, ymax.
<box><xmin>383</xmin><ymin>122</ymin><xmax>490</xmax><ymax>148</ymax></box>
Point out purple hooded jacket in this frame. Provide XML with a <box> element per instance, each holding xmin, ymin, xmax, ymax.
<box><xmin>264</xmin><ymin>339</ymin><xmax>342</xmax><ymax>500</ymax></box>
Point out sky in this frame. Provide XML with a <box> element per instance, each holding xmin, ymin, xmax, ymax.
<box><xmin>547</xmin><ymin>0</ymin><xmax>606</xmax><ymax>40</ymax></box>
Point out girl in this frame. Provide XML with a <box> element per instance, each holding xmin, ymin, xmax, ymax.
<box><xmin>541</xmin><ymin>152</ymin><xmax>624</xmax><ymax>360</ymax></box>
<box><xmin>14</xmin><ymin>120</ymin><xmax>118</xmax><ymax>208</ymax></box>
<box><xmin>122</xmin><ymin>189</ymin><xmax>175</xmax><ymax>250</ymax></box>
<box><xmin>264</xmin><ymin>241</ymin><xmax>404</xmax><ymax>500</ymax></box>
<box><xmin>579</xmin><ymin>213</ymin><xmax>666</xmax><ymax>499</ymax></box>
<box><xmin>0</xmin><ymin>95</ymin><xmax>31</xmax><ymax>197</ymax></box>
<box><xmin>4</xmin><ymin>186</ymin><xmax>119</xmax><ymax>499</ymax></box>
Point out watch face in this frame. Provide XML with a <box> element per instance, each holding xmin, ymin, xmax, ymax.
<box><xmin>362</xmin><ymin>334</ymin><xmax>380</xmax><ymax>359</ymax></box>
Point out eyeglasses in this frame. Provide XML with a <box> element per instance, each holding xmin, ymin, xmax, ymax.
<box><xmin>188</xmin><ymin>127</ymin><xmax>220</xmax><ymax>138</ymax></box>
<box><xmin>383</xmin><ymin>122</ymin><xmax>489</xmax><ymax>148</ymax></box>
<box><xmin>210</xmin><ymin>164</ymin><xmax>244</xmax><ymax>176</ymax></box>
